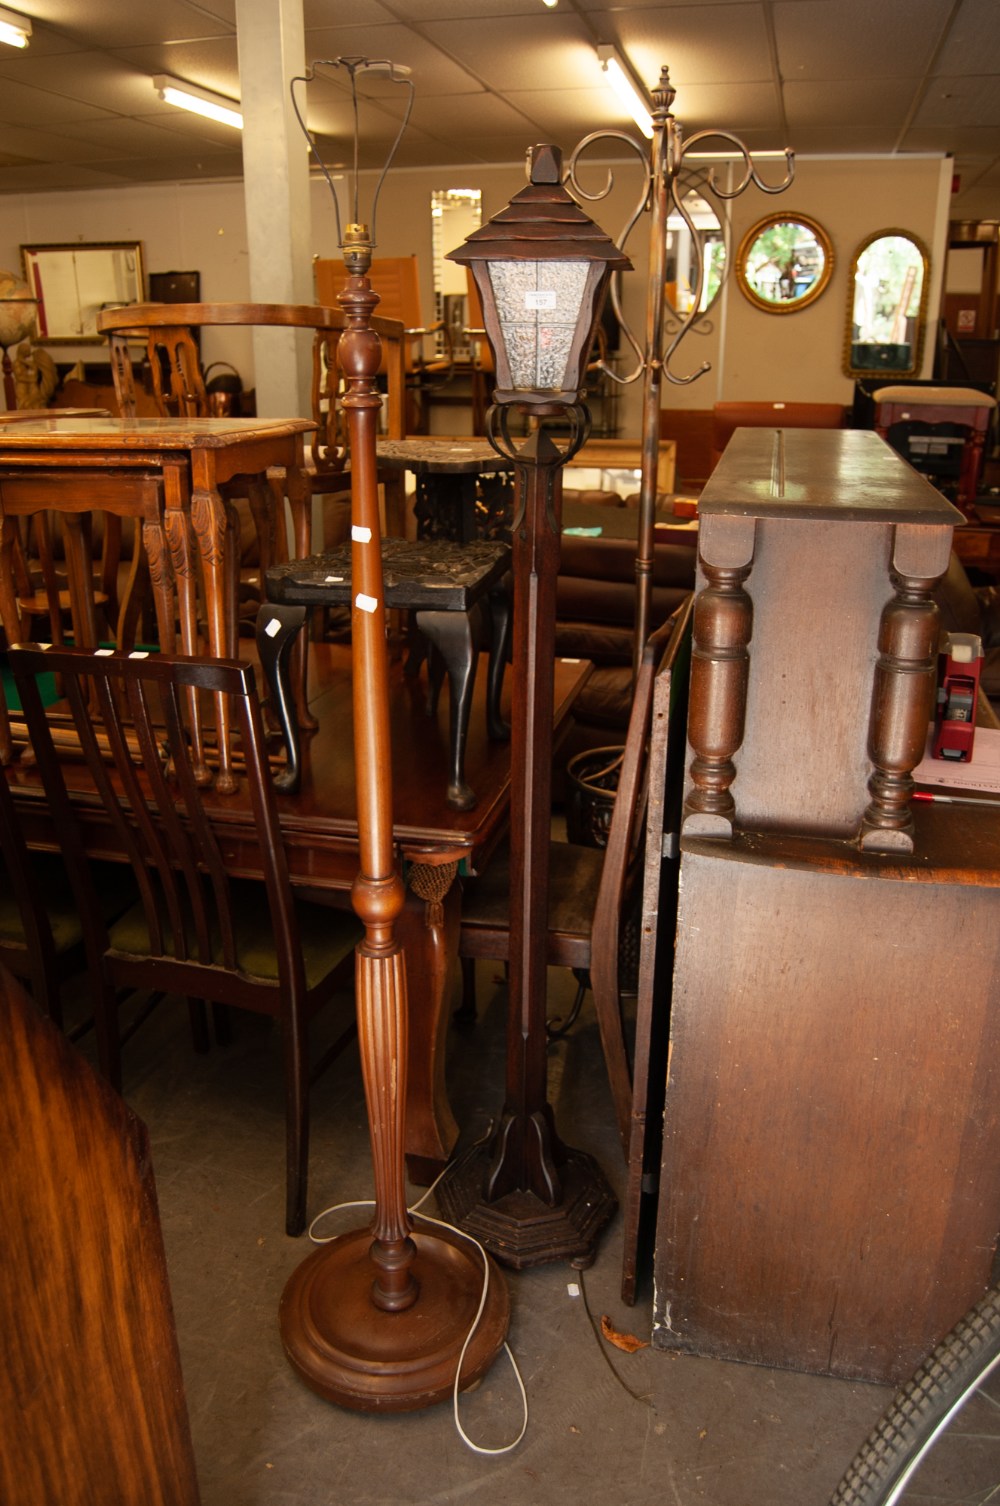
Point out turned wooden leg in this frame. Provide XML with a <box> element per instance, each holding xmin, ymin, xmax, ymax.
<box><xmin>683</xmin><ymin>545</ymin><xmax>755</xmax><ymax>838</ymax></box>
<box><xmin>861</xmin><ymin>572</ymin><xmax>941</xmax><ymax>852</ymax></box>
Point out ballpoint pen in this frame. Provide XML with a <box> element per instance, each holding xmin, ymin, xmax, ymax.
<box><xmin>912</xmin><ymin>790</ymin><xmax>1000</xmax><ymax>809</ymax></box>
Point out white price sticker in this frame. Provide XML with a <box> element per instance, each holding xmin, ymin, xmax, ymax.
<box><xmin>525</xmin><ymin>290</ymin><xmax>557</xmax><ymax>310</ymax></box>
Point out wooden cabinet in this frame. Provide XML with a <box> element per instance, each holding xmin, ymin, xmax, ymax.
<box><xmin>652</xmin><ymin>429</ymin><xmax>1000</xmax><ymax>1383</ymax></box>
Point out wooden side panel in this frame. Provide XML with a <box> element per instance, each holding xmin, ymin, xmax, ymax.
<box><xmin>730</xmin><ymin>517</ymin><xmax>892</xmax><ymax>836</ymax></box>
<box><xmin>653</xmin><ymin>851</ymin><xmax>1000</xmax><ymax>1383</ymax></box>
<box><xmin>0</xmin><ymin>967</ymin><xmax>201</xmax><ymax>1506</ymax></box>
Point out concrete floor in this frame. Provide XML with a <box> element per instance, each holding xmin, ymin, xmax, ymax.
<box><xmin>79</xmin><ymin>958</ymin><xmax>921</xmax><ymax>1506</ymax></box>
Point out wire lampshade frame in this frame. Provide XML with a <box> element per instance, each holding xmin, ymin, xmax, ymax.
<box><xmin>290</xmin><ymin>55</ymin><xmax>414</xmax><ymax>257</ymax></box>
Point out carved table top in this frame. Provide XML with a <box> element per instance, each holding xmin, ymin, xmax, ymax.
<box><xmin>373</xmin><ymin>439</ymin><xmax>514</xmax><ymax>474</ymax></box>
<box><xmin>266</xmin><ymin>537</ymin><xmax>512</xmax><ymax>611</ymax></box>
<box><xmin>701</xmin><ymin>428</ymin><xmax>965</xmax><ymax>527</ymax></box>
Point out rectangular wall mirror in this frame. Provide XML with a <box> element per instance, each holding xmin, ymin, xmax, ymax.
<box><xmin>20</xmin><ymin>242</ymin><xmax>145</xmax><ymax>343</ymax></box>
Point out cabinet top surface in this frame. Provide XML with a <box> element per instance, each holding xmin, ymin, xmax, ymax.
<box><xmin>699</xmin><ymin>428</ymin><xmax>965</xmax><ymax>527</ymax></box>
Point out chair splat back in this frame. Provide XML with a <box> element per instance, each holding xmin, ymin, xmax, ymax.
<box><xmin>10</xmin><ymin>642</ymin><xmax>361</xmax><ymax>1235</ymax></box>
<box><xmin>15</xmin><ymin>646</ymin><xmax>300</xmax><ymax>985</ymax></box>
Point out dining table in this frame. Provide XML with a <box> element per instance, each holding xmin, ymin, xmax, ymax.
<box><xmin>7</xmin><ymin>638</ymin><xmax>592</xmax><ymax>1181</ymax></box>
<box><xmin>0</xmin><ymin>412</ymin><xmax>314</xmax><ymax>788</ymax></box>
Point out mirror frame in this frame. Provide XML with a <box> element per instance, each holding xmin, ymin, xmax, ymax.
<box><xmin>19</xmin><ymin>241</ymin><xmax>145</xmax><ymax>344</ymax></box>
<box><xmin>735</xmin><ymin>212</ymin><xmax>834</xmax><ymax>313</ymax></box>
<box><xmin>842</xmin><ymin>228</ymin><xmax>930</xmax><ymax>381</ymax></box>
<box><xmin>665</xmin><ymin>169</ymin><xmax>730</xmax><ymax>324</ymax></box>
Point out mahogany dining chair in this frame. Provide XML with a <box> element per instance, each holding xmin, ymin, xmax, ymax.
<box><xmin>313</xmin><ymin>257</ymin><xmax>452</xmax><ymax>434</ymax></box>
<box><xmin>10</xmin><ymin>641</ymin><xmax>363</xmax><ymax>1236</ymax></box>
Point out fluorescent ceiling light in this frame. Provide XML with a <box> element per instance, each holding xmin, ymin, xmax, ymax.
<box><xmin>687</xmin><ymin>150</ymin><xmax>790</xmax><ymax>161</ymax></box>
<box><xmin>597</xmin><ymin>45</ymin><xmax>652</xmax><ymax>140</ymax></box>
<box><xmin>153</xmin><ymin>74</ymin><xmax>243</xmax><ymax>130</ymax></box>
<box><xmin>0</xmin><ymin>5</ymin><xmax>31</xmax><ymax>48</ymax></box>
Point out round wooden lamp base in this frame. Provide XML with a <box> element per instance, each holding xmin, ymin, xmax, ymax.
<box><xmin>279</xmin><ymin>1225</ymin><xmax>510</xmax><ymax>1413</ymax></box>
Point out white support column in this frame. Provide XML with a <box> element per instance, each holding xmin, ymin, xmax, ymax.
<box><xmin>235</xmin><ymin>0</ymin><xmax>312</xmax><ymax>419</ymax></box>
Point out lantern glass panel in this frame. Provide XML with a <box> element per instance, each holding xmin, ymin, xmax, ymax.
<box><xmin>487</xmin><ymin>260</ymin><xmax>589</xmax><ymax>392</ymax></box>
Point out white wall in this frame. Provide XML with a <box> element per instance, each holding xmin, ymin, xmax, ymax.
<box><xmin>0</xmin><ymin>150</ymin><xmax>954</xmax><ymax>428</ymax></box>
<box><xmin>719</xmin><ymin>154</ymin><xmax>953</xmax><ymax>406</ymax></box>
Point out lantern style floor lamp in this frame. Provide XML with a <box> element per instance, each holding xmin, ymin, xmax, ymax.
<box><xmin>279</xmin><ymin>57</ymin><xmax>509</xmax><ymax>1413</ymax></box>
<box><xmin>434</xmin><ymin>145</ymin><xmax>631</xmax><ymax>1269</ymax></box>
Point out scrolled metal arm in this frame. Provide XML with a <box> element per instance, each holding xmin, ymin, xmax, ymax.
<box><xmin>561</xmin><ymin>88</ymin><xmax>795</xmax><ymax>390</ymax></box>
<box><xmin>679</xmin><ymin>128</ymin><xmax>795</xmax><ymax>199</ymax></box>
<box><xmin>564</xmin><ymin>130</ymin><xmax>651</xmax><ymax>387</ymax></box>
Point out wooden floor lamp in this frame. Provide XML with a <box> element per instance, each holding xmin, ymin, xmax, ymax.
<box><xmin>279</xmin><ymin>56</ymin><xmax>509</xmax><ymax>1413</ymax></box>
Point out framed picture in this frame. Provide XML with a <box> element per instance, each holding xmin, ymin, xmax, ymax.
<box><xmin>20</xmin><ymin>241</ymin><xmax>145</xmax><ymax>343</ymax></box>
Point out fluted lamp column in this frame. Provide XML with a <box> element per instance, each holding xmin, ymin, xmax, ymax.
<box><xmin>279</xmin><ymin>56</ymin><xmax>509</xmax><ymax>1414</ymax></box>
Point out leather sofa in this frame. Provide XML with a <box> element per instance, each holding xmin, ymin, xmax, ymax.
<box><xmin>554</xmin><ymin>529</ymin><xmax>696</xmax><ymax>777</ymax></box>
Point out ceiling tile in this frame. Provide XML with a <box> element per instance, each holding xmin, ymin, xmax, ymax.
<box><xmin>0</xmin><ymin>51</ymin><xmax>155</xmax><ymax>113</ymax></box>
<box><xmin>302</xmin><ymin>0</ymin><xmax>395</xmax><ymax>22</ymax></box>
<box><xmin>24</xmin><ymin>0</ymin><xmax>236</xmax><ymax>50</ymax></box>
<box><xmin>668</xmin><ymin>81</ymin><xmax>784</xmax><ymax>134</ymax></box>
<box><xmin>399</xmin><ymin>91</ymin><xmax>542</xmax><ymax>136</ymax></box>
<box><xmin>499</xmin><ymin>84</ymin><xmax>634</xmax><ymax>137</ymax></box>
<box><xmin>935</xmin><ymin>0</ymin><xmax>1000</xmax><ymax>76</ymax></box>
<box><xmin>109</xmin><ymin>39</ymin><xmax>241</xmax><ymax>105</ymax></box>
<box><xmin>783</xmin><ymin>76</ymin><xmax>920</xmax><ymax>129</ymax></box>
<box><xmin>0</xmin><ymin>1</ymin><xmax>995</xmax><ymax>195</ymax></box>
<box><xmin>0</xmin><ymin>120</ymin><xmax>152</xmax><ymax>166</ymax></box>
<box><xmin>614</xmin><ymin>5</ymin><xmax>774</xmax><ymax>86</ymax></box>
<box><xmin>914</xmin><ymin>74</ymin><xmax>1000</xmax><ymax>129</ymax></box>
<box><xmin>780</xmin><ymin>124</ymin><xmax>908</xmax><ymax>153</ymax></box>
<box><xmin>0</xmin><ymin>162</ymin><xmax>132</xmax><ymax>193</ymax></box>
<box><xmin>578</xmin><ymin>0</ymin><xmax>745</xmax><ymax>8</ymax></box>
<box><xmin>774</xmin><ymin>0</ymin><xmax>951</xmax><ymax>81</ymax></box>
<box><xmin>416</xmin><ymin>13</ymin><xmax>594</xmax><ymax>90</ymax></box>
<box><xmin>64</xmin><ymin>116</ymin><xmax>240</xmax><ymax>162</ymax></box>
<box><xmin>0</xmin><ymin>78</ymin><xmax>115</xmax><ymax>128</ymax></box>
<box><xmin>361</xmin><ymin>0</ymin><xmax>568</xmax><ymax>16</ymax></box>
<box><xmin>92</xmin><ymin>152</ymin><xmax>247</xmax><ymax>183</ymax></box>
<box><xmin>903</xmin><ymin>123</ymin><xmax>1000</xmax><ymax>153</ymax></box>
<box><xmin>302</xmin><ymin>23</ymin><xmax>483</xmax><ymax>95</ymax></box>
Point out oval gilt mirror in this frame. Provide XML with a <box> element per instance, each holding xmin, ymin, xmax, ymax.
<box><xmin>843</xmin><ymin>229</ymin><xmax>929</xmax><ymax>379</ymax></box>
<box><xmin>736</xmin><ymin>212</ymin><xmax>833</xmax><ymax>313</ymax></box>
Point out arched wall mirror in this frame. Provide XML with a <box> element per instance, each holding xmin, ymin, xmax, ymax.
<box><xmin>736</xmin><ymin>212</ymin><xmax>833</xmax><ymax>313</ymax></box>
<box><xmin>431</xmin><ymin>187</ymin><xmax>482</xmax><ymax>357</ymax></box>
<box><xmin>843</xmin><ymin>229</ymin><xmax>930</xmax><ymax>379</ymax></box>
<box><xmin>666</xmin><ymin>173</ymin><xmax>728</xmax><ymax>321</ymax></box>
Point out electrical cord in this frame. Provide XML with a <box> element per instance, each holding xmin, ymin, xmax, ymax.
<box><xmin>308</xmin><ymin>1149</ymin><xmax>528</xmax><ymax>1455</ymax></box>
<box><xmin>577</xmin><ymin>1265</ymin><xmax>653</xmax><ymax>1408</ymax></box>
